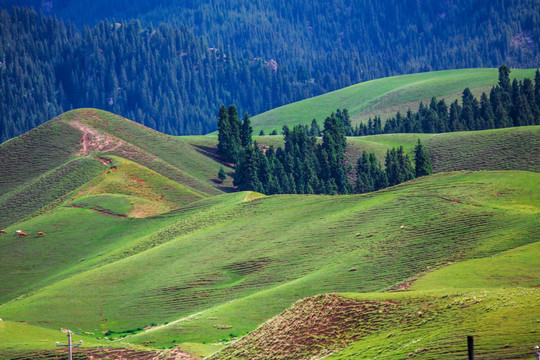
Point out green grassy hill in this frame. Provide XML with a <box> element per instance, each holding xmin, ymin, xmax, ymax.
<box><xmin>250</xmin><ymin>68</ymin><xmax>538</xmax><ymax>134</ymax></box>
<box><xmin>0</xmin><ymin>108</ymin><xmax>539</xmax><ymax>359</ymax></box>
<box><xmin>211</xmin><ymin>241</ymin><xmax>540</xmax><ymax>360</ymax></box>
<box><xmin>0</xmin><ymin>171</ymin><xmax>538</xmax><ymax>358</ymax></box>
<box><xmin>0</xmin><ymin>109</ymin><xmax>236</xmax><ymax>227</ymax></box>
<box><xmin>346</xmin><ymin>125</ymin><xmax>540</xmax><ymax>173</ymax></box>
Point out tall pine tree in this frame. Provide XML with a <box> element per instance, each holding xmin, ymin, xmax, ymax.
<box><xmin>414</xmin><ymin>139</ymin><xmax>433</xmax><ymax>177</ymax></box>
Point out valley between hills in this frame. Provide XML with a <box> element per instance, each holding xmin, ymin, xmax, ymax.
<box><xmin>0</xmin><ymin>96</ymin><xmax>538</xmax><ymax>359</ymax></box>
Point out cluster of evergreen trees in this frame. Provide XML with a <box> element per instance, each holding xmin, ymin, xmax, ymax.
<box><xmin>361</xmin><ymin>66</ymin><xmax>540</xmax><ymax>135</ymax></box>
<box><xmin>4</xmin><ymin>0</ymin><xmax>539</xmax><ymax>95</ymax></box>
<box><xmin>2</xmin><ymin>0</ymin><xmax>540</xmax><ymax>142</ymax></box>
<box><xmin>0</xmin><ymin>7</ymin><xmax>311</xmax><ymax>142</ymax></box>
<box><xmin>219</xmin><ymin>105</ymin><xmax>433</xmax><ymax>196</ymax></box>
<box><xmin>216</xmin><ymin>105</ymin><xmax>252</xmax><ymax>163</ymax></box>
<box><xmin>355</xmin><ymin>140</ymin><xmax>432</xmax><ymax>194</ymax></box>
<box><xmin>231</xmin><ymin>116</ymin><xmax>351</xmax><ymax>195</ymax></box>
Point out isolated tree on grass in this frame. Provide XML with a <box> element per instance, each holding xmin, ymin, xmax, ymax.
<box><xmin>414</xmin><ymin>139</ymin><xmax>433</xmax><ymax>177</ymax></box>
<box><xmin>218</xmin><ymin>166</ymin><xmax>227</xmax><ymax>183</ymax></box>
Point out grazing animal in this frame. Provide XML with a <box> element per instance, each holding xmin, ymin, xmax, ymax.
<box><xmin>38</xmin><ymin>232</ymin><xmax>46</xmax><ymax>236</ymax></box>
<box><xmin>0</xmin><ymin>229</ymin><xmax>6</xmax><ymax>234</ymax></box>
<box><xmin>19</xmin><ymin>232</ymin><xmax>27</xmax><ymax>237</ymax></box>
<box><xmin>15</xmin><ymin>230</ymin><xmax>22</xmax><ymax>236</ymax></box>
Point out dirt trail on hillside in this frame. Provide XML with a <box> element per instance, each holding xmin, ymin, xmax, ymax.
<box><xmin>70</xmin><ymin>121</ymin><xmax>124</xmax><ymax>155</ymax></box>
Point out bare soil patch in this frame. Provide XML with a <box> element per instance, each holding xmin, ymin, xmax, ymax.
<box><xmin>70</xmin><ymin>121</ymin><xmax>124</xmax><ymax>155</ymax></box>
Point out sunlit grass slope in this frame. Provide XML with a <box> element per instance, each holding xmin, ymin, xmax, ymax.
<box><xmin>409</xmin><ymin>241</ymin><xmax>540</xmax><ymax>291</ymax></box>
<box><xmin>0</xmin><ymin>108</ymin><xmax>238</xmax><ymax>227</ymax></box>
<box><xmin>1</xmin><ymin>171</ymin><xmax>536</xmax><ymax>356</ymax></box>
<box><xmin>69</xmin><ymin>156</ymin><xmax>205</xmax><ymax>217</ymax></box>
<box><xmin>212</xmin><ymin>240</ymin><xmax>540</xmax><ymax>360</ymax></box>
<box><xmin>59</xmin><ymin>109</ymin><xmax>230</xmax><ymax>196</ymax></box>
<box><xmin>212</xmin><ymin>288</ymin><xmax>539</xmax><ymax>360</ymax></box>
<box><xmin>0</xmin><ymin>320</ymin><xmax>106</xmax><ymax>356</ymax></box>
<box><xmin>251</xmin><ymin>68</ymin><xmax>538</xmax><ymax>133</ymax></box>
<box><xmin>346</xmin><ymin>125</ymin><xmax>540</xmax><ymax>173</ymax></box>
<box><xmin>324</xmin><ymin>246</ymin><xmax>540</xmax><ymax>359</ymax></box>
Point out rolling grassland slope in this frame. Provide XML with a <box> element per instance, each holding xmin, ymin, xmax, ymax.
<box><xmin>250</xmin><ymin>68</ymin><xmax>538</xmax><ymax>133</ymax></box>
<box><xmin>212</xmin><ymin>240</ymin><xmax>540</xmax><ymax>359</ymax></box>
<box><xmin>0</xmin><ymin>171</ymin><xmax>538</xmax><ymax>358</ymax></box>
<box><xmin>0</xmin><ymin>108</ymin><xmax>538</xmax><ymax>359</ymax></box>
<box><xmin>0</xmin><ymin>109</ymin><xmax>236</xmax><ymax>227</ymax></box>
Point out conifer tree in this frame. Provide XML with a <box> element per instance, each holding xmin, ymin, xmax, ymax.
<box><xmin>397</xmin><ymin>146</ymin><xmax>415</xmax><ymax>183</ymax></box>
<box><xmin>460</xmin><ymin>88</ymin><xmax>476</xmax><ymax>130</ymax></box>
<box><xmin>522</xmin><ymin>77</ymin><xmax>539</xmax><ymax>121</ymax></box>
<box><xmin>310</xmin><ymin>119</ymin><xmax>321</xmax><ymax>136</ymax></box>
<box><xmin>228</xmin><ymin>105</ymin><xmax>242</xmax><ymax>156</ymax></box>
<box><xmin>218</xmin><ymin>166</ymin><xmax>227</xmax><ymax>183</ymax></box>
<box><xmin>414</xmin><ymin>139</ymin><xmax>433</xmax><ymax>177</ymax></box>
<box><xmin>356</xmin><ymin>151</ymin><xmax>373</xmax><ymax>193</ymax></box>
<box><xmin>385</xmin><ymin>148</ymin><xmax>400</xmax><ymax>186</ymax></box>
<box><xmin>498</xmin><ymin>64</ymin><xmax>512</xmax><ymax>114</ymax></box>
<box><xmin>449</xmin><ymin>100</ymin><xmax>462</xmax><ymax>131</ymax></box>
<box><xmin>217</xmin><ymin>105</ymin><xmax>232</xmax><ymax>160</ymax></box>
<box><xmin>240</xmin><ymin>112</ymin><xmax>253</xmax><ymax>148</ymax></box>
<box><xmin>535</xmin><ymin>70</ymin><xmax>540</xmax><ymax>115</ymax></box>
<box><xmin>479</xmin><ymin>92</ymin><xmax>495</xmax><ymax>129</ymax></box>
<box><xmin>498</xmin><ymin>64</ymin><xmax>512</xmax><ymax>93</ymax></box>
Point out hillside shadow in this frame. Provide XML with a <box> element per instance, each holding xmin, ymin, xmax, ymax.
<box><xmin>192</xmin><ymin>144</ymin><xmax>226</xmax><ymax>164</ymax></box>
<box><xmin>192</xmin><ymin>145</ymin><xmax>237</xmax><ymax>193</ymax></box>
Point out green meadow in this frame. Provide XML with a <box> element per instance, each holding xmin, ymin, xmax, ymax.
<box><xmin>0</xmin><ymin>107</ymin><xmax>538</xmax><ymax>359</ymax></box>
<box><xmin>1</xmin><ymin>171</ymin><xmax>538</xmax><ymax>358</ymax></box>
<box><xmin>250</xmin><ymin>68</ymin><xmax>538</xmax><ymax>134</ymax></box>
<box><xmin>211</xmin><ymin>235</ymin><xmax>540</xmax><ymax>359</ymax></box>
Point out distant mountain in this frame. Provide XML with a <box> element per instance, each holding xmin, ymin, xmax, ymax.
<box><xmin>1</xmin><ymin>1</ymin><xmax>539</xmax><ymax>141</ymax></box>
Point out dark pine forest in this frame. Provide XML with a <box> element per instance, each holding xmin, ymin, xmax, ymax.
<box><xmin>1</xmin><ymin>1</ymin><xmax>539</xmax><ymax>141</ymax></box>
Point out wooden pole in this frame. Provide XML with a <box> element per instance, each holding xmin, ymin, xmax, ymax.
<box><xmin>68</xmin><ymin>331</ymin><xmax>72</xmax><ymax>360</ymax></box>
<box><xmin>467</xmin><ymin>335</ymin><xmax>474</xmax><ymax>360</ymax></box>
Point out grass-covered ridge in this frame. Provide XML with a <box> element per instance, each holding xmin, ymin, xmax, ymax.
<box><xmin>0</xmin><ymin>108</ymin><xmax>238</xmax><ymax>226</ymax></box>
<box><xmin>251</xmin><ymin>68</ymin><xmax>538</xmax><ymax>133</ymax></box>
<box><xmin>0</xmin><ymin>170</ymin><xmax>537</xmax><ymax>358</ymax></box>
<box><xmin>212</xmin><ymin>238</ymin><xmax>540</xmax><ymax>360</ymax></box>
<box><xmin>60</xmin><ymin>109</ymin><xmax>231</xmax><ymax>196</ymax></box>
<box><xmin>212</xmin><ymin>288</ymin><xmax>539</xmax><ymax>360</ymax></box>
<box><xmin>346</xmin><ymin>125</ymin><xmax>540</xmax><ymax>173</ymax></box>
<box><xmin>68</xmin><ymin>156</ymin><xmax>205</xmax><ymax>217</ymax></box>
<box><xmin>0</xmin><ymin>108</ymin><xmax>538</xmax><ymax>359</ymax></box>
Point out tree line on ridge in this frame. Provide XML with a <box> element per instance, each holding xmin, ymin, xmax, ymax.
<box><xmin>217</xmin><ymin>105</ymin><xmax>432</xmax><ymax>195</ymax></box>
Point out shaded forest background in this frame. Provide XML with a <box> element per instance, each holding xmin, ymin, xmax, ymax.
<box><xmin>1</xmin><ymin>0</ymin><xmax>539</xmax><ymax>142</ymax></box>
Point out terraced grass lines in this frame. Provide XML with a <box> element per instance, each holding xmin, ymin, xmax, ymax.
<box><xmin>212</xmin><ymin>237</ymin><xmax>540</xmax><ymax>359</ymax></box>
<box><xmin>346</xmin><ymin>126</ymin><xmax>540</xmax><ymax>173</ymax></box>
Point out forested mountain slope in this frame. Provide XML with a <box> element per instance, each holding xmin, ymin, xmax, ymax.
<box><xmin>1</xmin><ymin>1</ymin><xmax>540</xmax><ymax>141</ymax></box>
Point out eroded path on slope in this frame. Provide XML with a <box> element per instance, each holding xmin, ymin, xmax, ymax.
<box><xmin>70</xmin><ymin>121</ymin><xmax>124</xmax><ymax>155</ymax></box>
